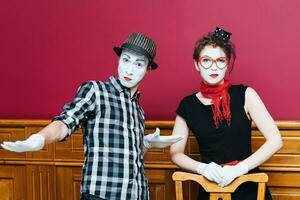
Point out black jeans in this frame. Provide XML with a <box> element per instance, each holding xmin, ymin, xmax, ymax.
<box><xmin>80</xmin><ymin>193</ymin><xmax>105</xmax><ymax>200</ymax></box>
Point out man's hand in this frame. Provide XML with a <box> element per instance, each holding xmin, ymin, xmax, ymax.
<box><xmin>197</xmin><ymin>162</ymin><xmax>224</xmax><ymax>184</ymax></box>
<box><xmin>218</xmin><ymin>162</ymin><xmax>249</xmax><ymax>187</ymax></box>
<box><xmin>1</xmin><ymin>134</ymin><xmax>45</xmax><ymax>152</ymax></box>
<box><xmin>143</xmin><ymin>128</ymin><xmax>184</xmax><ymax>149</ymax></box>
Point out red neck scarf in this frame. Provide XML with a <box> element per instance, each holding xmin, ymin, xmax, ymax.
<box><xmin>200</xmin><ymin>80</ymin><xmax>231</xmax><ymax>128</ymax></box>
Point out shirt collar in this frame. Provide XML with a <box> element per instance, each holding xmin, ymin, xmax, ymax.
<box><xmin>132</xmin><ymin>90</ymin><xmax>141</xmax><ymax>100</ymax></box>
<box><xmin>109</xmin><ymin>76</ymin><xmax>141</xmax><ymax>100</ymax></box>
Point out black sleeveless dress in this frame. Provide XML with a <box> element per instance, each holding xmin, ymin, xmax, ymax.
<box><xmin>176</xmin><ymin>85</ymin><xmax>272</xmax><ymax>200</ymax></box>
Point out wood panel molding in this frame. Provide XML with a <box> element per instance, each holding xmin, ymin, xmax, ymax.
<box><xmin>0</xmin><ymin>120</ymin><xmax>300</xmax><ymax>199</ymax></box>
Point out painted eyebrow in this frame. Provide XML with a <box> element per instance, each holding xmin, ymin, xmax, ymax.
<box><xmin>136</xmin><ymin>58</ymin><xmax>146</xmax><ymax>62</ymax></box>
<box><xmin>123</xmin><ymin>53</ymin><xmax>146</xmax><ymax>62</ymax></box>
<box><xmin>122</xmin><ymin>53</ymin><xmax>131</xmax><ymax>58</ymax></box>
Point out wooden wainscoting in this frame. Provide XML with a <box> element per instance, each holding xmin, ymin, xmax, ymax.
<box><xmin>0</xmin><ymin>120</ymin><xmax>300</xmax><ymax>200</ymax></box>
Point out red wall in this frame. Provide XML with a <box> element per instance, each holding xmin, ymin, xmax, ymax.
<box><xmin>0</xmin><ymin>0</ymin><xmax>299</xmax><ymax>120</ymax></box>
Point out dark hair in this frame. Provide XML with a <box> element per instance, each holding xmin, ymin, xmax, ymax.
<box><xmin>193</xmin><ymin>32</ymin><xmax>236</xmax><ymax>73</ymax></box>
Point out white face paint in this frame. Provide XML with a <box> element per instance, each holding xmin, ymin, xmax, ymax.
<box><xmin>118</xmin><ymin>49</ymin><xmax>149</xmax><ymax>88</ymax></box>
<box><xmin>195</xmin><ymin>45</ymin><xmax>228</xmax><ymax>85</ymax></box>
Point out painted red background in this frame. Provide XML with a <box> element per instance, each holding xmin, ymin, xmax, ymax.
<box><xmin>0</xmin><ymin>0</ymin><xmax>299</xmax><ymax>120</ymax></box>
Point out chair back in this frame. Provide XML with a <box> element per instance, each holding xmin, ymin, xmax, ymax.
<box><xmin>172</xmin><ymin>171</ymin><xmax>268</xmax><ymax>200</ymax></box>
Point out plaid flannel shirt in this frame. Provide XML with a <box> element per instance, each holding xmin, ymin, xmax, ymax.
<box><xmin>53</xmin><ymin>76</ymin><xmax>148</xmax><ymax>200</ymax></box>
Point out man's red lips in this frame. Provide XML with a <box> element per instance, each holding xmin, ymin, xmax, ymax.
<box><xmin>124</xmin><ymin>76</ymin><xmax>132</xmax><ymax>81</ymax></box>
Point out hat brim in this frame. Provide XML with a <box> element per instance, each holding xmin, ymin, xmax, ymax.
<box><xmin>113</xmin><ymin>46</ymin><xmax>158</xmax><ymax>70</ymax></box>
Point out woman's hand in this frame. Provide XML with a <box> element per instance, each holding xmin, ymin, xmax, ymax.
<box><xmin>197</xmin><ymin>162</ymin><xmax>224</xmax><ymax>184</ymax></box>
<box><xmin>218</xmin><ymin>162</ymin><xmax>249</xmax><ymax>187</ymax></box>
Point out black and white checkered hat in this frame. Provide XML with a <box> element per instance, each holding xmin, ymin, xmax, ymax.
<box><xmin>114</xmin><ymin>32</ymin><xmax>158</xmax><ymax>69</ymax></box>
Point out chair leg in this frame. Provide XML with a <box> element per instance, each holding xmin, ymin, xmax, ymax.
<box><xmin>175</xmin><ymin>181</ymin><xmax>183</xmax><ymax>200</ymax></box>
<box><xmin>257</xmin><ymin>182</ymin><xmax>266</xmax><ymax>200</ymax></box>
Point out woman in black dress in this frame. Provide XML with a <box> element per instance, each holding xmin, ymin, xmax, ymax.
<box><xmin>170</xmin><ymin>27</ymin><xmax>283</xmax><ymax>200</ymax></box>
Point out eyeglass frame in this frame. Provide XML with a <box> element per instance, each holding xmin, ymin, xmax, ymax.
<box><xmin>197</xmin><ymin>56</ymin><xmax>229</xmax><ymax>70</ymax></box>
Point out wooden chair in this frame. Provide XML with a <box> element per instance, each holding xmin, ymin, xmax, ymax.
<box><xmin>172</xmin><ymin>171</ymin><xmax>268</xmax><ymax>200</ymax></box>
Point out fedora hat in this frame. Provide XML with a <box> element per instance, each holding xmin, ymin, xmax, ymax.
<box><xmin>114</xmin><ymin>32</ymin><xmax>158</xmax><ymax>69</ymax></box>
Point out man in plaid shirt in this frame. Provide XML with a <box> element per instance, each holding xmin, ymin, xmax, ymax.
<box><xmin>1</xmin><ymin>32</ymin><xmax>183</xmax><ymax>200</ymax></box>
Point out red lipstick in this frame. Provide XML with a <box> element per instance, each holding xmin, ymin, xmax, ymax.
<box><xmin>124</xmin><ymin>76</ymin><xmax>132</xmax><ymax>81</ymax></box>
<box><xmin>210</xmin><ymin>74</ymin><xmax>219</xmax><ymax>78</ymax></box>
